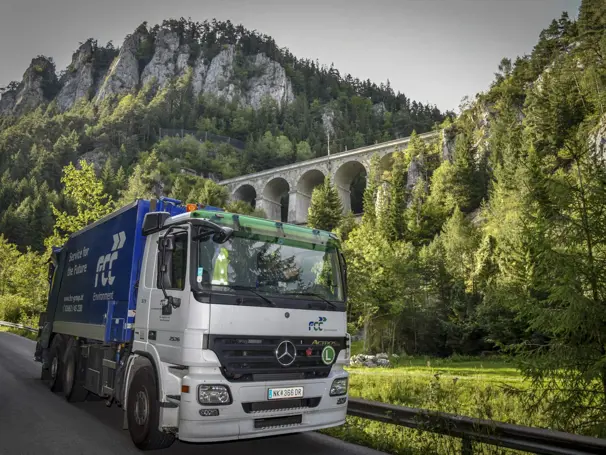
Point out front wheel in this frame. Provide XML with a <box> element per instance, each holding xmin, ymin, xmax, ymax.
<box><xmin>126</xmin><ymin>365</ymin><xmax>175</xmax><ymax>450</ymax></box>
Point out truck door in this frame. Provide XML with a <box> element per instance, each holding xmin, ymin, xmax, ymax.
<box><xmin>146</xmin><ymin>227</ymin><xmax>190</xmax><ymax>364</ymax></box>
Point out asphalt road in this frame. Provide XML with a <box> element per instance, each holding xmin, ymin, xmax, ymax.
<box><xmin>0</xmin><ymin>332</ymin><xmax>386</xmax><ymax>455</ymax></box>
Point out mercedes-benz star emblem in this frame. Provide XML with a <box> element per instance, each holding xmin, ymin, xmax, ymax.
<box><xmin>275</xmin><ymin>340</ymin><xmax>297</xmax><ymax>367</ymax></box>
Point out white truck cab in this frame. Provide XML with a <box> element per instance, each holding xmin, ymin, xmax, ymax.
<box><xmin>125</xmin><ymin>208</ymin><xmax>350</xmax><ymax>447</ymax></box>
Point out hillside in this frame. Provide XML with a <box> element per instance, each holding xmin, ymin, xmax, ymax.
<box><xmin>0</xmin><ymin>18</ymin><xmax>448</xmax><ymax>252</ymax></box>
<box><xmin>339</xmin><ymin>0</ymin><xmax>606</xmax><ymax>436</ymax></box>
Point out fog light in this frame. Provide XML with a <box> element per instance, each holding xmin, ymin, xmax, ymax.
<box><xmin>199</xmin><ymin>408</ymin><xmax>220</xmax><ymax>417</ymax></box>
<box><xmin>330</xmin><ymin>377</ymin><xmax>348</xmax><ymax>396</ymax></box>
<box><xmin>337</xmin><ymin>397</ymin><xmax>347</xmax><ymax>405</ymax></box>
<box><xmin>197</xmin><ymin>384</ymin><xmax>232</xmax><ymax>405</ymax></box>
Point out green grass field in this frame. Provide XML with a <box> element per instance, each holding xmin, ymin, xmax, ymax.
<box><xmin>323</xmin><ymin>353</ymin><xmax>544</xmax><ymax>454</ymax></box>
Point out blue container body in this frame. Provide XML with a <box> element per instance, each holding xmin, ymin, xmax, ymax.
<box><xmin>49</xmin><ymin>199</ymin><xmax>189</xmax><ymax>343</ymax></box>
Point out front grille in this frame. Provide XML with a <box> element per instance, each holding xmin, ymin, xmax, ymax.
<box><xmin>209</xmin><ymin>336</ymin><xmax>346</xmax><ymax>382</ymax></box>
<box><xmin>242</xmin><ymin>397</ymin><xmax>321</xmax><ymax>413</ymax></box>
<box><xmin>254</xmin><ymin>414</ymin><xmax>303</xmax><ymax>429</ymax></box>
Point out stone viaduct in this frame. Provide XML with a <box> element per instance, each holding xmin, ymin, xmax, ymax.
<box><xmin>219</xmin><ymin>131</ymin><xmax>439</xmax><ymax>224</ymax></box>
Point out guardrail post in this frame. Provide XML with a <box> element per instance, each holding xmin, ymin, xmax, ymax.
<box><xmin>461</xmin><ymin>438</ymin><xmax>473</xmax><ymax>455</ymax></box>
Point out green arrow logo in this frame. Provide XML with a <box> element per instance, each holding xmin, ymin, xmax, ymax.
<box><xmin>321</xmin><ymin>346</ymin><xmax>336</xmax><ymax>365</ymax></box>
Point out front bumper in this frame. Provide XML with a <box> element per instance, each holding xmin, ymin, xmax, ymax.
<box><xmin>176</xmin><ymin>368</ymin><xmax>348</xmax><ymax>442</ymax></box>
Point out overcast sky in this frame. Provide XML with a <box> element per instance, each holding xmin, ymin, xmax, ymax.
<box><xmin>0</xmin><ymin>0</ymin><xmax>581</xmax><ymax>112</ymax></box>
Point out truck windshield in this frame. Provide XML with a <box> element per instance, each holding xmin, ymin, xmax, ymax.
<box><xmin>196</xmin><ymin>232</ymin><xmax>344</xmax><ymax>302</ymax></box>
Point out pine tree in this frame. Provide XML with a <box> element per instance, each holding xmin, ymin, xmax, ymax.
<box><xmin>335</xmin><ymin>210</ymin><xmax>357</xmax><ymax>241</ymax></box>
<box><xmin>577</xmin><ymin>0</ymin><xmax>606</xmax><ymax>59</ymax></box>
<box><xmin>46</xmin><ymin>160</ymin><xmax>114</xmax><ymax>250</ymax></box>
<box><xmin>119</xmin><ymin>151</ymin><xmax>163</xmax><ymax>204</ymax></box>
<box><xmin>361</xmin><ymin>154</ymin><xmax>380</xmax><ymax>225</ymax></box>
<box><xmin>170</xmin><ymin>175</ymin><xmax>194</xmax><ymax>202</ymax></box>
<box><xmin>385</xmin><ymin>148</ymin><xmax>408</xmax><ymax>241</ymax></box>
<box><xmin>225</xmin><ymin>199</ymin><xmax>267</xmax><ymax>218</ymax></box>
<box><xmin>307</xmin><ymin>176</ymin><xmax>343</xmax><ymax>232</ymax></box>
<box><xmin>187</xmin><ymin>179</ymin><xmax>229</xmax><ymax>208</ymax></box>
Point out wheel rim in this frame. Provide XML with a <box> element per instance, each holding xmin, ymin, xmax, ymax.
<box><xmin>50</xmin><ymin>356</ymin><xmax>58</xmax><ymax>381</ymax></box>
<box><xmin>134</xmin><ymin>390</ymin><xmax>149</xmax><ymax>426</ymax></box>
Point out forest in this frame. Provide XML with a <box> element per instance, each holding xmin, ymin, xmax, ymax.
<box><xmin>315</xmin><ymin>0</ymin><xmax>606</xmax><ymax>433</ymax></box>
<box><xmin>1</xmin><ymin>0</ymin><xmax>606</xmax><ymax>437</ymax></box>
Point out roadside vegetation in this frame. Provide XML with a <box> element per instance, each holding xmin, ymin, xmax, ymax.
<box><xmin>0</xmin><ymin>326</ymin><xmax>37</xmax><ymax>341</ymax></box>
<box><xmin>324</xmin><ymin>358</ymin><xmax>540</xmax><ymax>454</ymax></box>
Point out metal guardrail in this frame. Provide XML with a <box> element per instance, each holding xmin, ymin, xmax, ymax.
<box><xmin>347</xmin><ymin>398</ymin><xmax>606</xmax><ymax>455</ymax></box>
<box><xmin>158</xmin><ymin>128</ymin><xmax>246</xmax><ymax>150</ymax></box>
<box><xmin>0</xmin><ymin>321</ymin><xmax>38</xmax><ymax>333</ymax></box>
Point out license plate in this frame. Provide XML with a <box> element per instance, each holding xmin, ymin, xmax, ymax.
<box><xmin>267</xmin><ymin>386</ymin><xmax>304</xmax><ymax>400</ymax></box>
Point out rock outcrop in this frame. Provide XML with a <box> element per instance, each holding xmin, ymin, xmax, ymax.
<box><xmin>56</xmin><ymin>40</ymin><xmax>95</xmax><ymax>111</ymax></box>
<box><xmin>244</xmin><ymin>53</ymin><xmax>294</xmax><ymax>109</ymax></box>
<box><xmin>406</xmin><ymin>155</ymin><xmax>424</xmax><ymax>192</ymax></box>
<box><xmin>0</xmin><ymin>87</ymin><xmax>17</xmax><ymax>115</ymax></box>
<box><xmin>350</xmin><ymin>353</ymin><xmax>394</xmax><ymax>368</ymax></box>
<box><xmin>591</xmin><ymin>114</ymin><xmax>606</xmax><ymax>162</ymax></box>
<box><xmin>141</xmin><ymin>30</ymin><xmax>190</xmax><ymax>88</ymax></box>
<box><xmin>322</xmin><ymin>108</ymin><xmax>336</xmax><ymax>136</ymax></box>
<box><xmin>201</xmin><ymin>45</ymin><xmax>238</xmax><ymax>102</ymax></box>
<box><xmin>193</xmin><ymin>47</ymin><xmax>294</xmax><ymax>109</ymax></box>
<box><xmin>191</xmin><ymin>54</ymin><xmax>208</xmax><ymax>96</ymax></box>
<box><xmin>2</xmin><ymin>25</ymin><xmax>296</xmax><ymax>114</ymax></box>
<box><xmin>0</xmin><ymin>57</ymin><xmax>58</xmax><ymax>116</ymax></box>
<box><xmin>95</xmin><ymin>32</ymin><xmax>143</xmax><ymax>102</ymax></box>
<box><xmin>372</xmin><ymin>102</ymin><xmax>386</xmax><ymax>117</ymax></box>
<box><xmin>78</xmin><ymin>148</ymin><xmax>108</xmax><ymax>171</ymax></box>
<box><xmin>442</xmin><ymin>125</ymin><xmax>457</xmax><ymax>162</ymax></box>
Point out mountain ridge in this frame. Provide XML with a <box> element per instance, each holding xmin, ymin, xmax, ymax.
<box><xmin>0</xmin><ymin>19</ymin><xmax>449</xmax><ymax>122</ymax></box>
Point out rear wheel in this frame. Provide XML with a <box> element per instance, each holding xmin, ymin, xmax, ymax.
<box><xmin>126</xmin><ymin>365</ymin><xmax>175</xmax><ymax>450</ymax></box>
<box><xmin>63</xmin><ymin>342</ymin><xmax>88</xmax><ymax>402</ymax></box>
<box><xmin>48</xmin><ymin>336</ymin><xmax>64</xmax><ymax>393</ymax></box>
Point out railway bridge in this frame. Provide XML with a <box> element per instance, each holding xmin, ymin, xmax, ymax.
<box><xmin>219</xmin><ymin>131</ymin><xmax>439</xmax><ymax>224</ymax></box>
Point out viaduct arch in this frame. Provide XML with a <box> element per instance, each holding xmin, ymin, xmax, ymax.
<box><xmin>221</xmin><ymin>131</ymin><xmax>439</xmax><ymax>224</ymax></box>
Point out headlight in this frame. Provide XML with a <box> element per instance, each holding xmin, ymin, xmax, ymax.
<box><xmin>330</xmin><ymin>377</ymin><xmax>348</xmax><ymax>396</ymax></box>
<box><xmin>198</xmin><ymin>384</ymin><xmax>232</xmax><ymax>405</ymax></box>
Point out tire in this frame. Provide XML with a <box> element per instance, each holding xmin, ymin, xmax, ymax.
<box><xmin>48</xmin><ymin>336</ymin><xmax>64</xmax><ymax>393</ymax></box>
<box><xmin>126</xmin><ymin>366</ymin><xmax>175</xmax><ymax>450</ymax></box>
<box><xmin>63</xmin><ymin>342</ymin><xmax>88</xmax><ymax>403</ymax></box>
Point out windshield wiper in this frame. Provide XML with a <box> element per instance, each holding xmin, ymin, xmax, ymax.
<box><xmin>223</xmin><ymin>285</ymin><xmax>276</xmax><ymax>307</ymax></box>
<box><xmin>283</xmin><ymin>292</ymin><xmax>338</xmax><ymax>310</ymax></box>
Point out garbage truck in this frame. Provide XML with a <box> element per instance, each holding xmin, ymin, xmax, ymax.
<box><xmin>34</xmin><ymin>197</ymin><xmax>350</xmax><ymax>450</ymax></box>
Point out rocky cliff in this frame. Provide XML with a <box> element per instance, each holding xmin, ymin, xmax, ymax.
<box><xmin>0</xmin><ymin>24</ymin><xmax>295</xmax><ymax>116</ymax></box>
<box><xmin>56</xmin><ymin>40</ymin><xmax>95</xmax><ymax>111</ymax></box>
<box><xmin>140</xmin><ymin>29</ymin><xmax>190</xmax><ymax>88</ymax></box>
<box><xmin>0</xmin><ymin>57</ymin><xmax>59</xmax><ymax>116</ymax></box>
<box><xmin>95</xmin><ymin>31</ymin><xmax>144</xmax><ymax>103</ymax></box>
<box><xmin>243</xmin><ymin>53</ymin><xmax>294</xmax><ymax>109</ymax></box>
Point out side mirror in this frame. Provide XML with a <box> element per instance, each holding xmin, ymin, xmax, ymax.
<box><xmin>142</xmin><ymin>211</ymin><xmax>171</xmax><ymax>236</ymax></box>
<box><xmin>158</xmin><ymin>233</ymin><xmax>178</xmax><ymax>308</ymax></box>
<box><xmin>141</xmin><ymin>212</ymin><xmax>170</xmax><ymax>236</ymax></box>
<box><xmin>158</xmin><ymin>236</ymin><xmax>175</xmax><ymax>285</ymax></box>
<box><xmin>340</xmin><ymin>252</ymin><xmax>348</xmax><ymax>298</ymax></box>
<box><xmin>47</xmin><ymin>262</ymin><xmax>55</xmax><ymax>286</ymax></box>
<box><xmin>191</xmin><ymin>219</ymin><xmax>234</xmax><ymax>244</ymax></box>
<box><xmin>212</xmin><ymin>227</ymin><xmax>235</xmax><ymax>244</ymax></box>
